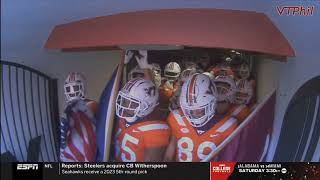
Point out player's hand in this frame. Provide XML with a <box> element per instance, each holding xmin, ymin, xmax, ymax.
<box><xmin>135</xmin><ymin>50</ymin><xmax>152</xmax><ymax>69</ymax></box>
<box><xmin>124</xmin><ymin>50</ymin><xmax>134</xmax><ymax>64</ymax></box>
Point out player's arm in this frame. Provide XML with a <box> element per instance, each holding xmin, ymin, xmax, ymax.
<box><xmin>135</xmin><ymin>50</ymin><xmax>153</xmax><ymax>81</ymax></box>
<box><xmin>144</xmin><ymin>146</ymin><xmax>167</xmax><ymax>162</ymax></box>
<box><xmin>163</xmin><ymin>135</ymin><xmax>176</xmax><ymax>162</ymax></box>
<box><xmin>143</xmin><ymin>69</ymin><xmax>153</xmax><ymax>81</ymax></box>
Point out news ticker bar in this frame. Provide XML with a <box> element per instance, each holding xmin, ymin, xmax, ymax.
<box><xmin>1</xmin><ymin>162</ymin><xmax>319</xmax><ymax>180</ymax></box>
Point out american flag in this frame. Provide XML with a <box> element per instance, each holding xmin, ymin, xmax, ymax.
<box><xmin>95</xmin><ymin>65</ymin><xmax>123</xmax><ymax>162</ymax></box>
<box><xmin>60</xmin><ymin>100</ymin><xmax>97</xmax><ymax>162</ymax></box>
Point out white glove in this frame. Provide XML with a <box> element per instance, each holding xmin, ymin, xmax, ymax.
<box><xmin>124</xmin><ymin>50</ymin><xmax>134</xmax><ymax>64</ymax></box>
<box><xmin>135</xmin><ymin>50</ymin><xmax>152</xmax><ymax>70</ymax></box>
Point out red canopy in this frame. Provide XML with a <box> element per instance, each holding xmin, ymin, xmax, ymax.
<box><xmin>45</xmin><ymin>8</ymin><xmax>295</xmax><ymax>58</ymax></box>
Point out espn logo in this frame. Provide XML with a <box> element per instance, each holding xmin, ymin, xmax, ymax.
<box><xmin>17</xmin><ymin>164</ymin><xmax>39</xmax><ymax>170</ymax></box>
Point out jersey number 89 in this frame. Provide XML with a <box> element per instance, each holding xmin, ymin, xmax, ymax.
<box><xmin>177</xmin><ymin>137</ymin><xmax>217</xmax><ymax>162</ymax></box>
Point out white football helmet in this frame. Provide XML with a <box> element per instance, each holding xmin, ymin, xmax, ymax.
<box><xmin>64</xmin><ymin>72</ymin><xmax>86</xmax><ymax>102</ymax></box>
<box><xmin>128</xmin><ymin>66</ymin><xmax>145</xmax><ymax>80</ymax></box>
<box><xmin>116</xmin><ymin>78</ymin><xmax>159</xmax><ymax>123</ymax></box>
<box><xmin>180</xmin><ymin>68</ymin><xmax>197</xmax><ymax>83</ymax></box>
<box><xmin>214</xmin><ymin>75</ymin><xmax>236</xmax><ymax>102</ymax></box>
<box><xmin>238</xmin><ymin>63</ymin><xmax>251</xmax><ymax>80</ymax></box>
<box><xmin>234</xmin><ymin>79</ymin><xmax>253</xmax><ymax>105</ymax></box>
<box><xmin>164</xmin><ymin>62</ymin><xmax>181</xmax><ymax>81</ymax></box>
<box><xmin>180</xmin><ymin>74</ymin><xmax>217</xmax><ymax>127</ymax></box>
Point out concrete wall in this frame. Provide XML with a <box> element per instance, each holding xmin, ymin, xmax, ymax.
<box><xmin>262</xmin><ymin>1</ymin><xmax>320</xmax><ymax>161</ymax></box>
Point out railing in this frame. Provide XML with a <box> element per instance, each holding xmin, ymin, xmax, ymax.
<box><xmin>1</xmin><ymin>60</ymin><xmax>59</xmax><ymax>162</ymax></box>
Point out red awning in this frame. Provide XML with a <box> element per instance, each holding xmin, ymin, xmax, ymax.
<box><xmin>45</xmin><ymin>8</ymin><xmax>295</xmax><ymax>58</ymax></box>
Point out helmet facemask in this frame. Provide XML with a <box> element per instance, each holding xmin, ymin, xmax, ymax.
<box><xmin>215</xmin><ymin>82</ymin><xmax>233</xmax><ymax>102</ymax></box>
<box><xmin>180</xmin><ymin>74</ymin><xmax>217</xmax><ymax>128</ymax></box>
<box><xmin>213</xmin><ymin>75</ymin><xmax>236</xmax><ymax>103</ymax></box>
<box><xmin>164</xmin><ymin>62</ymin><xmax>181</xmax><ymax>81</ymax></box>
<box><xmin>116</xmin><ymin>78</ymin><xmax>159</xmax><ymax>123</ymax></box>
<box><xmin>234</xmin><ymin>80</ymin><xmax>253</xmax><ymax>105</ymax></box>
<box><xmin>116</xmin><ymin>91</ymin><xmax>149</xmax><ymax>123</ymax></box>
<box><xmin>181</xmin><ymin>99</ymin><xmax>216</xmax><ymax>127</ymax></box>
<box><xmin>64</xmin><ymin>81</ymin><xmax>85</xmax><ymax>102</ymax></box>
<box><xmin>234</xmin><ymin>91</ymin><xmax>250</xmax><ymax>104</ymax></box>
<box><xmin>164</xmin><ymin>71</ymin><xmax>180</xmax><ymax>81</ymax></box>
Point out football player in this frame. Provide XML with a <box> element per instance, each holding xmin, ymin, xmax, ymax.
<box><xmin>234</xmin><ymin>62</ymin><xmax>256</xmax><ymax>106</ymax></box>
<box><xmin>214</xmin><ymin>75</ymin><xmax>251</xmax><ymax>123</ymax></box>
<box><xmin>115</xmin><ymin>78</ymin><xmax>170</xmax><ymax>162</ymax></box>
<box><xmin>169</xmin><ymin>68</ymin><xmax>197</xmax><ymax>111</ymax></box>
<box><xmin>206</xmin><ymin>58</ymin><xmax>234</xmax><ymax>78</ymax></box>
<box><xmin>213</xmin><ymin>75</ymin><xmax>237</xmax><ymax>115</ymax></box>
<box><xmin>164</xmin><ymin>73</ymin><xmax>242</xmax><ymax>162</ymax></box>
<box><xmin>205</xmin><ymin>57</ymin><xmax>250</xmax><ymax>120</ymax></box>
<box><xmin>163</xmin><ymin>62</ymin><xmax>181</xmax><ymax>81</ymax></box>
<box><xmin>131</xmin><ymin>50</ymin><xmax>163</xmax><ymax>88</ymax></box>
<box><xmin>159</xmin><ymin>62</ymin><xmax>181</xmax><ymax>107</ymax></box>
<box><xmin>63</xmin><ymin>72</ymin><xmax>97</xmax><ymax>113</ymax></box>
<box><xmin>60</xmin><ymin>72</ymin><xmax>97</xmax><ymax>162</ymax></box>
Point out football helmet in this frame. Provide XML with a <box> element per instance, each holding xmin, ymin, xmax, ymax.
<box><xmin>64</xmin><ymin>72</ymin><xmax>86</xmax><ymax>102</ymax></box>
<box><xmin>238</xmin><ymin>63</ymin><xmax>251</xmax><ymax>80</ymax></box>
<box><xmin>116</xmin><ymin>78</ymin><xmax>159</xmax><ymax>123</ymax></box>
<box><xmin>164</xmin><ymin>62</ymin><xmax>181</xmax><ymax>81</ymax></box>
<box><xmin>234</xmin><ymin>79</ymin><xmax>253</xmax><ymax>105</ymax></box>
<box><xmin>180</xmin><ymin>74</ymin><xmax>217</xmax><ymax>127</ymax></box>
<box><xmin>213</xmin><ymin>75</ymin><xmax>236</xmax><ymax>102</ymax></box>
<box><xmin>128</xmin><ymin>66</ymin><xmax>145</xmax><ymax>80</ymax></box>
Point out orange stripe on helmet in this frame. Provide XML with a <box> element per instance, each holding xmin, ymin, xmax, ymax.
<box><xmin>69</xmin><ymin>72</ymin><xmax>75</xmax><ymax>82</ymax></box>
<box><xmin>188</xmin><ymin>75</ymin><xmax>197</xmax><ymax>105</ymax></box>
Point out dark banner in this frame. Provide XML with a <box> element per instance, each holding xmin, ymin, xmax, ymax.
<box><xmin>1</xmin><ymin>162</ymin><xmax>319</xmax><ymax>180</ymax></box>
